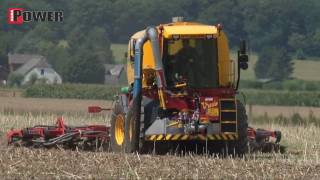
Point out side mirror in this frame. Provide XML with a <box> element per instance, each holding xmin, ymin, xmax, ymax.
<box><xmin>238</xmin><ymin>40</ymin><xmax>249</xmax><ymax>70</ymax></box>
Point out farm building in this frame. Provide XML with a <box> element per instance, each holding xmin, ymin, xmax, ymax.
<box><xmin>8</xmin><ymin>53</ymin><xmax>62</xmax><ymax>85</ymax></box>
<box><xmin>0</xmin><ymin>65</ymin><xmax>9</xmax><ymax>85</ymax></box>
<box><xmin>104</xmin><ymin>64</ymin><xmax>126</xmax><ymax>85</ymax></box>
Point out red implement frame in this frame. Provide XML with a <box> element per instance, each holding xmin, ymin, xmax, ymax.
<box><xmin>247</xmin><ymin>126</ymin><xmax>284</xmax><ymax>153</ymax></box>
<box><xmin>7</xmin><ymin>117</ymin><xmax>109</xmax><ymax>150</ymax></box>
<box><xmin>7</xmin><ymin>106</ymin><xmax>284</xmax><ymax>153</ymax></box>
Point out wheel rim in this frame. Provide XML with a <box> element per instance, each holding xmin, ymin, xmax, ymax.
<box><xmin>115</xmin><ymin>115</ymin><xmax>125</xmax><ymax>145</ymax></box>
<box><xmin>129</xmin><ymin>117</ymin><xmax>133</xmax><ymax>141</ymax></box>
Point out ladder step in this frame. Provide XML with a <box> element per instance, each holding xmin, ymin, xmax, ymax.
<box><xmin>220</xmin><ymin>98</ymin><xmax>235</xmax><ymax>101</ymax></box>
<box><xmin>221</xmin><ymin>110</ymin><xmax>236</xmax><ymax>112</ymax></box>
<box><xmin>221</xmin><ymin>121</ymin><xmax>236</xmax><ymax>124</ymax></box>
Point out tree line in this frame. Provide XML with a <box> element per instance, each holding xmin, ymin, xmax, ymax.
<box><xmin>1</xmin><ymin>0</ymin><xmax>320</xmax><ymax>83</ymax></box>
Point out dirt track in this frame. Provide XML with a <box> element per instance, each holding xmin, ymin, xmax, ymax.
<box><xmin>0</xmin><ymin>97</ymin><xmax>319</xmax><ymax>118</ymax></box>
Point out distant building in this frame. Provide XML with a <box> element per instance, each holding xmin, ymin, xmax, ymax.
<box><xmin>8</xmin><ymin>53</ymin><xmax>62</xmax><ymax>85</ymax></box>
<box><xmin>0</xmin><ymin>65</ymin><xmax>9</xmax><ymax>84</ymax></box>
<box><xmin>8</xmin><ymin>54</ymin><xmax>43</xmax><ymax>72</ymax></box>
<box><xmin>104</xmin><ymin>64</ymin><xmax>125</xmax><ymax>85</ymax></box>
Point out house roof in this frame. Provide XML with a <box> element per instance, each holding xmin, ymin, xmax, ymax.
<box><xmin>110</xmin><ymin>65</ymin><xmax>124</xmax><ymax>76</ymax></box>
<box><xmin>8</xmin><ymin>54</ymin><xmax>44</xmax><ymax>64</ymax></box>
<box><xmin>104</xmin><ymin>64</ymin><xmax>124</xmax><ymax>77</ymax></box>
<box><xmin>14</xmin><ymin>56</ymin><xmax>50</xmax><ymax>75</ymax></box>
<box><xmin>104</xmin><ymin>64</ymin><xmax>125</xmax><ymax>84</ymax></box>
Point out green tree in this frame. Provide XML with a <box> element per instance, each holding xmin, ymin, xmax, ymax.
<box><xmin>255</xmin><ymin>47</ymin><xmax>273</xmax><ymax>79</ymax></box>
<box><xmin>8</xmin><ymin>73</ymin><xmax>24</xmax><ymax>87</ymax></box>
<box><xmin>255</xmin><ymin>47</ymin><xmax>293</xmax><ymax>80</ymax></box>
<box><xmin>63</xmin><ymin>53</ymin><xmax>105</xmax><ymax>84</ymax></box>
<box><xmin>269</xmin><ymin>48</ymin><xmax>293</xmax><ymax>80</ymax></box>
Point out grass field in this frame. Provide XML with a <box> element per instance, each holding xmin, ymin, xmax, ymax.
<box><xmin>111</xmin><ymin>43</ymin><xmax>320</xmax><ymax>81</ymax></box>
<box><xmin>0</xmin><ymin>116</ymin><xmax>319</xmax><ymax>179</ymax></box>
<box><xmin>0</xmin><ymin>97</ymin><xmax>320</xmax><ymax>178</ymax></box>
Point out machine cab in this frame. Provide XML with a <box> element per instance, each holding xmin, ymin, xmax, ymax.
<box><xmin>127</xmin><ymin>21</ymin><xmax>236</xmax><ymax>90</ymax></box>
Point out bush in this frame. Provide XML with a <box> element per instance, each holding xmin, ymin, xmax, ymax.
<box><xmin>240</xmin><ymin>80</ymin><xmax>320</xmax><ymax>91</ymax></box>
<box><xmin>8</xmin><ymin>73</ymin><xmax>24</xmax><ymax>87</ymax></box>
<box><xmin>241</xmin><ymin>89</ymin><xmax>320</xmax><ymax>107</ymax></box>
<box><xmin>255</xmin><ymin>47</ymin><xmax>293</xmax><ymax>80</ymax></box>
<box><xmin>24</xmin><ymin>84</ymin><xmax>121</xmax><ymax>100</ymax></box>
<box><xmin>282</xmin><ymin>80</ymin><xmax>302</xmax><ymax>91</ymax></box>
<box><xmin>296</xmin><ymin>49</ymin><xmax>306</xmax><ymax>60</ymax></box>
<box><xmin>239</xmin><ymin>80</ymin><xmax>263</xmax><ymax>89</ymax></box>
<box><xmin>263</xmin><ymin>81</ymin><xmax>283</xmax><ymax>90</ymax></box>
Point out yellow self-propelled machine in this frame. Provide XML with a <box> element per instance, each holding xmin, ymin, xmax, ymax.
<box><xmin>111</xmin><ymin>17</ymin><xmax>250</xmax><ymax>154</ymax></box>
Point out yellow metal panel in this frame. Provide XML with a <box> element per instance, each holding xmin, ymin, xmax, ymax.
<box><xmin>126</xmin><ymin>60</ymin><xmax>134</xmax><ymax>85</ymax></box>
<box><xmin>181</xmin><ymin>135</ymin><xmax>189</xmax><ymax>140</ymax></box>
<box><xmin>217</xmin><ymin>32</ymin><xmax>232</xmax><ymax>87</ymax></box>
<box><xmin>221</xmin><ymin>134</ymin><xmax>228</xmax><ymax>140</ymax></box>
<box><xmin>228</xmin><ymin>134</ymin><xmax>235</xmax><ymax>140</ymax></box>
<box><xmin>150</xmin><ymin>135</ymin><xmax>156</xmax><ymax>141</ymax></box>
<box><xmin>198</xmin><ymin>134</ymin><xmax>206</xmax><ymax>140</ymax></box>
<box><xmin>207</xmin><ymin>135</ymin><xmax>215</xmax><ymax>140</ymax></box>
<box><xmin>215</xmin><ymin>135</ymin><xmax>222</xmax><ymax>140</ymax></box>
<box><xmin>163</xmin><ymin>25</ymin><xmax>218</xmax><ymax>38</ymax></box>
<box><xmin>172</xmin><ymin>134</ymin><xmax>181</xmax><ymax>140</ymax></box>
<box><xmin>166</xmin><ymin>134</ymin><xmax>172</xmax><ymax>140</ymax></box>
<box><xmin>157</xmin><ymin>135</ymin><xmax>164</xmax><ymax>140</ymax></box>
<box><xmin>141</xmin><ymin>41</ymin><xmax>156</xmax><ymax>70</ymax></box>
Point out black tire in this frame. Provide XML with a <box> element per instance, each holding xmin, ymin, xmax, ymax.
<box><xmin>125</xmin><ymin>97</ymin><xmax>142</xmax><ymax>153</ymax></box>
<box><xmin>124</xmin><ymin>105</ymin><xmax>136</xmax><ymax>152</ymax></box>
<box><xmin>233</xmin><ymin>100</ymin><xmax>248</xmax><ymax>155</ymax></box>
<box><xmin>110</xmin><ymin>101</ymin><xmax>126</xmax><ymax>152</ymax></box>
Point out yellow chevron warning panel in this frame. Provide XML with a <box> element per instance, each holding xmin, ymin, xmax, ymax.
<box><xmin>145</xmin><ymin>133</ymin><xmax>238</xmax><ymax>141</ymax></box>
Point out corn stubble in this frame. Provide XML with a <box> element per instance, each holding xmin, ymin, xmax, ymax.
<box><xmin>0</xmin><ymin>113</ymin><xmax>320</xmax><ymax>179</ymax></box>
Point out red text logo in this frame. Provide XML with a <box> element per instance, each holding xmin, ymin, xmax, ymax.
<box><xmin>7</xmin><ymin>8</ymin><xmax>63</xmax><ymax>25</ymax></box>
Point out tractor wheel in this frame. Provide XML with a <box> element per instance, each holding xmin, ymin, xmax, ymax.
<box><xmin>126</xmin><ymin>98</ymin><xmax>161</xmax><ymax>154</ymax></box>
<box><xmin>233</xmin><ymin>100</ymin><xmax>249</xmax><ymax>155</ymax></box>
<box><xmin>124</xmin><ymin>105</ymin><xmax>137</xmax><ymax>152</ymax></box>
<box><xmin>110</xmin><ymin>102</ymin><xmax>126</xmax><ymax>152</ymax></box>
<box><xmin>124</xmin><ymin>98</ymin><xmax>142</xmax><ymax>153</ymax></box>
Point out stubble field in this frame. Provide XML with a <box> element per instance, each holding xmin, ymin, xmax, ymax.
<box><xmin>0</xmin><ymin>97</ymin><xmax>319</xmax><ymax>179</ymax></box>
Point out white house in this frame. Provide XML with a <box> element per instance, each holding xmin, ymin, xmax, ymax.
<box><xmin>23</xmin><ymin>67</ymin><xmax>62</xmax><ymax>84</ymax></box>
<box><xmin>9</xmin><ymin>53</ymin><xmax>62</xmax><ymax>85</ymax></box>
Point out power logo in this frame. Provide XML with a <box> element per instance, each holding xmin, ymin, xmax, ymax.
<box><xmin>7</xmin><ymin>8</ymin><xmax>24</xmax><ymax>24</ymax></box>
<box><xmin>7</xmin><ymin>8</ymin><xmax>63</xmax><ymax>25</ymax></box>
